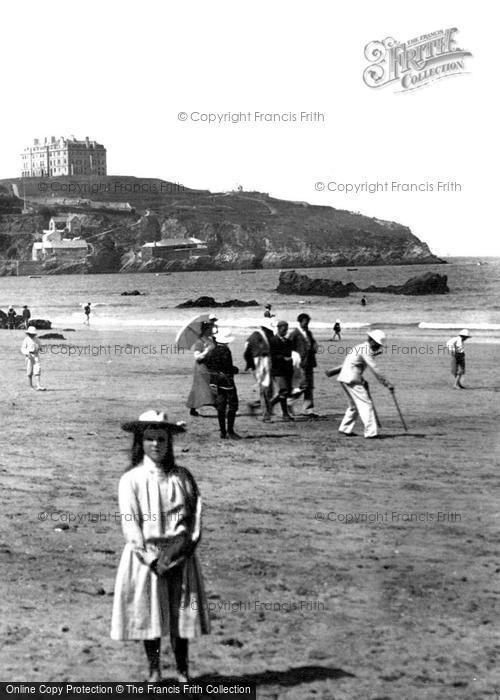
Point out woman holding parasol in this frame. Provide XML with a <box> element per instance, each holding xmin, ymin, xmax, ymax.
<box><xmin>177</xmin><ymin>314</ymin><xmax>218</xmax><ymax>417</ymax></box>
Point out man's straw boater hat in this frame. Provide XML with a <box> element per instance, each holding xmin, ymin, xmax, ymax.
<box><xmin>122</xmin><ymin>410</ymin><xmax>186</xmax><ymax>434</ymax></box>
<box><xmin>367</xmin><ymin>329</ymin><xmax>387</xmax><ymax>346</ymax></box>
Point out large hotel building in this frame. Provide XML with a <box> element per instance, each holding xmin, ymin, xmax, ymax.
<box><xmin>21</xmin><ymin>136</ymin><xmax>107</xmax><ymax>177</ymax></box>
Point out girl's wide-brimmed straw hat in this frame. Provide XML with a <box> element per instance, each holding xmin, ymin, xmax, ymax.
<box><xmin>26</xmin><ymin>326</ymin><xmax>38</xmax><ymax>335</ymax></box>
<box><xmin>122</xmin><ymin>410</ymin><xmax>186</xmax><ymax>434</ymax></box>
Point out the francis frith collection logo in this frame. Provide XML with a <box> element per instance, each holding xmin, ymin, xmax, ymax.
<box><xmin>363</xmin><ymin>28</ymin><xmax>472</xmax><ymax>92</ymax></box>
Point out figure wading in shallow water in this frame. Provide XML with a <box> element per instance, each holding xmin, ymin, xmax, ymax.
<box><xmin>111</xmin><ymin>410</ymin><xmax>210</xmax><ymax>682</ymax></box>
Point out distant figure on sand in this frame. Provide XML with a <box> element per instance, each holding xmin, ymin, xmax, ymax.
<box><xmin>244</xmin><ymin>322</ymin><xmax>274</xmax><ymax>421</ymax></box>
<box><xmin>84</xmin><ymin>302</ymin><xmax>91</xmax><ymax>325</ymax></box>
<box><xmin>7</xmin><ymin>305</ymin><xmax>16</xmax><ymax>330</ymax></box>
<box><xmin>111</xmin><ymin>410</ymin><xmax>210</xmax><ymax>683</ymax></box>
<box><xmin>186</xmin><ymin>321</ymin><xmax>217</xmax><ymax>417</ymax></box>
<box><xmin>332</xmin><ymin>319</ymin><xmax>342</xmax><ymax>341</ymax></box>
<box><xmin>360</xmin><ymin>296</ymin><xmax>367</xmax><ymax>307</ymax></box>
<box><xmin>288</xmin><ymin>313</ymin><xmax>319</xmax><ymax>418</ymax></box>
<box><xmin>204</xmin><ymin>330</ymin><xmax>240</xmax><ymax>439</ymax></box>
<box><xmin>22</xmin><ymin>305</ymin><xmax>31</xmax><ymax>330</ymax></box>
<box><xmin>335</xmin><ymin>329</ymin><xmax>393</xmax><ymax>439</ymax></box>
<box><xmin>446</xmin><ymin>328</ymin><xmax>471</xmax><ymax>389</ymax></box>
<box><xmin>264</xmin><ymin>303</ymin><xmax>275</xmax><ymax>318</ymax></box>
<box><xmin>21</xmin><ymin>326</ymin><xmax>46</xmax><ymax>391</ymax></box>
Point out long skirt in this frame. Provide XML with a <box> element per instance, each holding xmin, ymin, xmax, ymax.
<box><xmin>186</xmin><ymin>363</ymin><xmax>215</xmax><ymax>409</ymax></box>
<box><xmin>111</xmin><ymin>545</ymin><xmax>211</xmax><ymax>640</ymax></box>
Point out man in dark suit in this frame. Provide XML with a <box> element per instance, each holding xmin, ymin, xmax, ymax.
<box><xmin>288</xmin><ymin>313</ymin><xmax>319</xmax><ymax>418</ymax></box>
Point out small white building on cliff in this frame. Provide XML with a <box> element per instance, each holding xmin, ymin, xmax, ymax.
<box><xmin>32</xmin><ymin>215</ymin><xmax>90</xmax><ymax>262</ymax></box>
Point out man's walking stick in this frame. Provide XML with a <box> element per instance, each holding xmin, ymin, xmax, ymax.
<box><xmin>364</xmin><ymin>380</ymin><xmax>381</xmax><ymax>428</ymax></box>
<box><xmin>389</xmin><ymin>387</ymin><xmax>408</xmax><ymax>432</ymax></box>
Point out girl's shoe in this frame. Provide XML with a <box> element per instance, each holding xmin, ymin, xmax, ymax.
<box><xmin>148</xmin><ymin>669</ymin><xmax>162</xmax><ymax>683</ymax></box>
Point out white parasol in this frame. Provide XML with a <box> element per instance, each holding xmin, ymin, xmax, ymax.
<box><xmin>175</xmin><ymin>314</ymin><xmax>214</xmax><ymax>350</ymax></box>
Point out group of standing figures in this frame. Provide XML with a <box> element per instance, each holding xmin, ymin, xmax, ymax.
<box><xmin>4</xmin><ymin>304</ymin><xmax>30</xmax><ymax>329</ymax></box>
<box><xmin>184</xmin><ymin>312</ymin><xmax>399</xmax><ymax>440</ymax></box>
<box><xmin>186</xmin><ymin>313</ymin><xmax>322</xmax><ymax>439</ymax></box>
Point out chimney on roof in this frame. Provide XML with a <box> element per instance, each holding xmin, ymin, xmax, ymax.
<box><xmin>51</xmin><ymin>136</ymin><xmax>55</xmax><ymax>143</ymax></box>
<box><xmin>34</xmin><ymin>138</ymin><xmax>39</xmax><ymax>146</ymax></box>
<box><xmin>71</xmin><ymin>135</ymin><xmax>76</xmax><ymax>141</ymax></box>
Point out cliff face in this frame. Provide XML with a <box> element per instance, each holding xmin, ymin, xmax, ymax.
<box><xmin>0</xmin><ymin>177</ymin><xmax>444</xmax><ymax>274</ymax></box>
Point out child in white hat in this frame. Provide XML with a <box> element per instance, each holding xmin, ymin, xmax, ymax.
<box><xmin>20</xmin><ymin>326</ymin><xmax>46</xmax><ymax>391</ymax></box>
<box><xmin>446</xmin><ymin>329</ymin><xmax>471</xmax><ymax>388</ymax></box>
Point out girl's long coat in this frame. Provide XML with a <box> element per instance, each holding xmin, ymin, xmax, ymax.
<box><xmin>111</xmin><ymin>459</ymin><xmax>210</xmax><ymax>640</ymax></box>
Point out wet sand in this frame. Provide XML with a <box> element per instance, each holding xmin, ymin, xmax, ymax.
<box><xmin>1</xmin><ymin>327</ymin><xmax>499</xmax><ymax>699</ymax></box>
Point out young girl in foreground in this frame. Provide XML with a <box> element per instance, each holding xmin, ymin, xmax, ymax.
<box><xmin>111</xmin><ymin>410</ymin><xmax>210</xmax><ymax>682</ymax></box>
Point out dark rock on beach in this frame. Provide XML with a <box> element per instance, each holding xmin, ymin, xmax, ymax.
<box><xmin>177</xmin><ymin>296</ymin><xmax>260</xmax><ymax>308</ymax></box>
<box><xmin>276</xmin><ymin>270</ymin><xmax>449</xmax><ymax>297</ymax></box>
<box><xmin>120</xmin><ymin>290</ymin><xmax>144</xmax><ymax>296</ymax></box>
<box><xmin>29</xmin><ymin>318</ymin><xmax>52</xmax><ymax>330</ymax></box>
<box><xmin>39</xmin><ymin>333</ymin><xmax>65</xmax><ymax>340</ymax></box>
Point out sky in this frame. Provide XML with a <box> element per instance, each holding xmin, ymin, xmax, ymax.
<box><xmin>0</xmin><ymin>0</ymin><xmax>496</xmax><ymax>256</ymax></box>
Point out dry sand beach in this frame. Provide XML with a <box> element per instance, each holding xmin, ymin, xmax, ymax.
<box><xmin>1</xmin><ymin>326</ymin><xmax>499</xmax><ymax>699</ymax></box>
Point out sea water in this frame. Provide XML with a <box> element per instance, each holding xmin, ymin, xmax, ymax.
<box><xmin>0</xmin><ymin>258</ymin><xmax>499</xmax><ymax>341</ymax></box>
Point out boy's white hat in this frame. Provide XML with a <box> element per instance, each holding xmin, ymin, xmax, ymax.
<box><xmin>26</xmin><ymin>326</ymin><xmax>37</xmax><ymax>335</ymax></box>
<box><xmin>459</xmin><ymin>328</ymin><xmax>471</xmax><ymax>337</ymax></box>
<box><xmin>216</xmin><ymin>329</ymin><xmax>235</xmax><ymax>344</ymax></box>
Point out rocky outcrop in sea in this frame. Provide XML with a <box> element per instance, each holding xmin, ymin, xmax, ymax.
<box><xmin>276</xmin><ymin>270</ymin><xmax>449</xmax><ymax>296</ymax></box>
